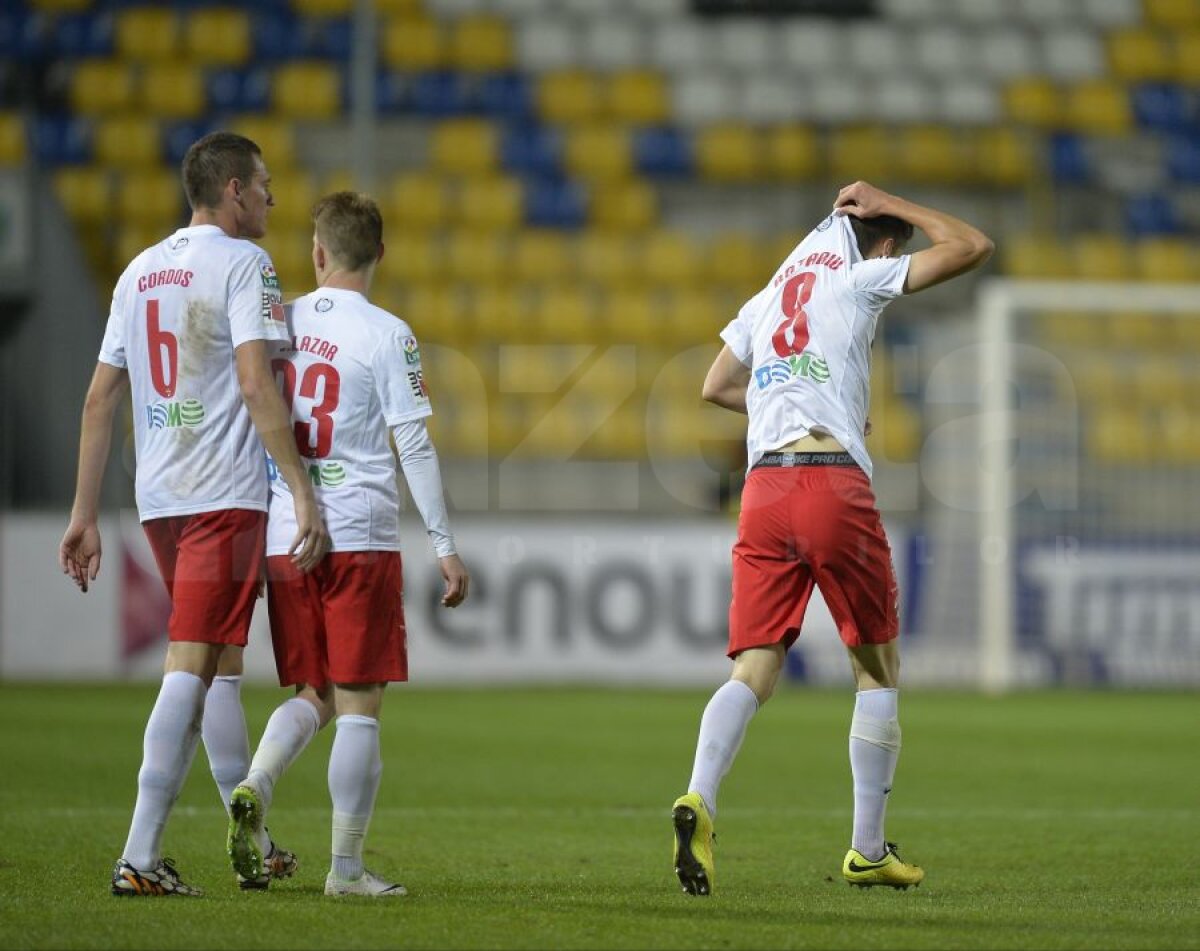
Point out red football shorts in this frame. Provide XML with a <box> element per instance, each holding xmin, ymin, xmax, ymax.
<box><xmin>142</xmin><ymin>508</ymin><xmax>267</xmax><ymax>646</ymax></box>
<box><xmin>728</xmin><ymin>464</ymin><xmax>899</xmax><ymax>657</ymax></box>
<box><xmin>266</xmin><ymin>551</ymin><xmax>408</xmax><ymax>689</ymax></box>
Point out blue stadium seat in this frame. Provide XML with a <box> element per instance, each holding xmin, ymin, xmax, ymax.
<box><xmin>207</xmin><ymin>67</ymin><xmax>271</xmax><ymax>113</ymax></box>
<box><xmin>163</xmin><ymin>120</ymin><xmax>213</xmax><ymax>165</ymax></box>
<box><xmin>1165</xmin><ymin>134</ymin><xmax>1200</xmax><ymax>182</ymax></box>
<box><xmin>524</xmin><ymin>177</ymin><xmax>586</xmax><ymax>228</ymax></box>
<box><xmin>5</xmin><ymin>12</ymin><xmax>49</xmax><ymax>61</ymax></box>
<box><xmin>1049</xmin><ymin>133</ymin><xmax>1091</xmax><ymax>184</ymax></box>
<box><xmin>634</xmin><ymin>127</ymin><xmax>693</xmax><ymax>177</ymax></box>
<box><xmin>251</xmin><ymin>10</ymin><xmax>305</xmax><ymax>61</ymax></box>
<box><xmin>500</xmin><ymin>123</ymin><xmax>562</xmax><ymax>176</ymax></box>
<box><xmin>410</xmin><ymin>71</ymin><xmax>474</xmax><ymax>116</ymax></box>
<box><xmin>1131</xmin><ymin>84</ymin><xmax>1196</xmax><ymax>132</ymax></box>
<box><xmin>375</xmin><ymin>71</ymin><xmax>409</xmax><ymax>114</ymax></box>
<box><xmin>0</xmin><ymin>13</ymin><xmax>21</xmax><ymax>60</ymax></box>
<box><xmin>52</xmin><ymin>12</ymin><xmax>114</xmax><ymax>58</ymax></box>
<box><xmin>312</xmin><ymin>17</ymin><xmax>352</xmax><ymax>61</ymax></box>
<box><xmin>477</xmin><ymin>72</ymin><xmax>531</xmax><ymax>120</ymax></box>
<box><xmin>33</xmin><ymin>116</ymin><xmax>91</xmax><ymax>165</ymax></box>
<box><xmin>1124</xmin><ymin>193</ymin><xmax>1182</xmax><ymax>235</ymax></box>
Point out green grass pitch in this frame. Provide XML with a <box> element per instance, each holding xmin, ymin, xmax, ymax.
<box><xmin>0</xmin><ymin>684</ymin><xmax>1195</xmax><ymax>950</ymax></box>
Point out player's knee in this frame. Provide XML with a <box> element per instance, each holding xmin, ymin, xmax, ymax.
<box><xmin>849</xmin><ymin>712</ymin><xmax>901</xmax><ymax>753</ymax></box>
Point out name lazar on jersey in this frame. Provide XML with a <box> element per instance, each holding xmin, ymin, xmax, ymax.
<box><xmin>754</xmin><ymin>351</ymin><xmax>831</xmax><ymax>390</ymax></box>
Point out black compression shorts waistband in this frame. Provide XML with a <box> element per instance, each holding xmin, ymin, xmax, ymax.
<box><xmin>753</xmin><ymin>451</ymin><xmax>858</xmax><ymax>469</ymax></box>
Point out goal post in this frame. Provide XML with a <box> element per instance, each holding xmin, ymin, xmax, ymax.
<box><xmin>975</xmin><ymin>279</ymin><xmax>1200</xmax><ymax>692</ymax></box>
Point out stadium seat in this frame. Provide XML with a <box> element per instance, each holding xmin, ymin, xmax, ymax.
<box><xmin>913</xmin><ymin>24</ymin><xmax>970</xmax><ymax>76</ymax></box>
<box><xmin>707</xmin><ymin>234</ymin><xmax>765</xmax><ymax>291</ymax></box>
<box><xmin>765</xmin><ymin>125</ymin><xmax>820</xmax><ymax>181</ymax></box>
<box><xmin>0</xmin><ymin>112</ymin><xmax>26</xmax><ymax>165</ymax></box>
<box><xmin>1049</xmin><ymin>133</ymin><xmax>1091</xmax><ymax>184</ymax></box>
<box><xmin>140</xmin><ymin>64</ymin><xmax>206</xmax><ymax>120</ymax></box>
<box><xmin>661</xmin><ymin>288</ymin><xmax>722</xmax><ymax>346</ymax></box>
<box><xmin>515</xmin><ymin>18</ymin><xmax>577</xmax><ymax>72</ymax></box>
<box><xmin>633</xmin><ymin>127</ymin><xmax>693</xmax><ymax>177</ymax></box>
<box><xmin>537</xmin><ymin>70</ymin><xmax>603</xmax><ymax>124</ymax></box>
<box><xmin>1079</xmin><ymin>0</ymin><xmax>1143</xmax><ymax>27</ymax></box>
<box><xmin>27</xmin><ymin>0</ymin><xmax>92</xmax><ymax>10</ymax></box>
<box><xmin>846</xmin><ymin>22</ymin><xmax>904</xmax><ymax>75</ymax></box>
<box><xmin>115</xmin><ymin>223</ymin><xmax>170</xmax><ymax>274</ymax></box>
<box><xmin>69</xmin><ymin>60</ymin><xmax>136</xmax><ymax>116</ymax></box>
<box><xmin>228</xmin><ymin>117</ymin><xmax>297</xmax><ymax>170</ymax></box>
<box><xmin>829</xmin><ymin>126</ymin><xmax>892</xmax><ymax>183</ymax></box>
<box><xmin>1144</xmin><ymin>0</ymin><xmax>1200</xmax><ymax>26</ymax></box>
<box><xmin>647</xmin><ymin>19</ymin><xmax>714</xmax><ymax>72</ymax></box>
<box><xmin>184</xmin><ymin>7</ymin><xmax>251</xmax><ymax>66</ymax></box>
<box><xmin>532</xmin><ymin>285</ymin><xmax>597</xmax><ymax>343</ymax></box>
<box><xmin>1133</xmin><ymin>237</ymin><xmax>1196</xmax><ymax>281</ymax></box>
<box><xmin>564</xmin><ymin>125</ymin><xmax>634</xmax><ymax>182</ymax></box>
<box><xmin>712</xmin><ymin>19</ymin><xmax>776</xmax><ymax>71</ymax></box>
<box><xmin>940</xmin><ymin>80</ymin><xmax>1002</xmax><ymax>125</ymax></box>
<box><xmin>694</xmin><ymin>124</ymin><xmax>761</xmax><ymax>183</ymax></box>
<box><xmin>1074</xmin><ymin>234</ymin><xmax>1134</xmax><ymax>280</ymax></box>
<box><xmin>92</xmin><ymin>116</ymin><xmax>159</xmax><ymax>169</ymax></box>
<box><xmin>1108</xmin><ymin>28</ymin><xmax>1174</xmax><ymax>81</ymax></box>
<box><xmin>576</xmin><ymin>231</ymin><xmax>640</xmax><ymax>287</ymax></box>
<box><xmin>1165</xmin><ymin>134</ymin><xmax>1200</xmax><ymax>182</ymax></box>
<box><xmin>410</xmin><ymin>71</ymin><xmax>473</xmax><ymax>116</ymax></box>
<box><xmin>1063</xmin><ymin>80</ymin><xmax>1132</xmax><ymax>134</ymax></box>
<box><xmin>1003</xmin><ymin>235</ymin><xmax>1075</xmax><ymax>279</ymax></box>
<box><xmin>978</xmin><ymin>28</ymin><xmax>1037</xmax><ymax>79</ymax></box>
<box><xmin>587</xmin><ymin>405</ymin><xmax>646</xmax><ymax>459</ymax></box>
<box><xmin>501</xmin><ymin>123</ymin><xmax>562</xmax><ymax>176</ymax></box>
<box><xmin>640</xmin><ymin>231</ymin><xmax>702</xmax><ymax>286</ymax></box>
<box><xmin>449</xmin><ymin>15</ymin><xmax>513</xmax><ymax>71</ymax></box>
<box><xmin>429</xmin><ymin>119</ymin><xmax>498</xmax><ymax>175</ymax></box>
<box><xmin>1125</xmin><ymin>193</ymin><xmax>1182</xmax><ymax>235</ymax></box>
<box><xmin>1174</xmin><ymin>29</ymin><xmax>1200</xmax><ymax>81</ymax></box>
<box><xmin>388</xmin><ymin>170</ymin><xmax>453</xmax><ymax>232</ymax></box>
<box><xmin>608</xmin><ymin>70</ymin><xmax>669</xmax><ymax>125</ymax></box>
<box><xmin>272</xmin><ymin>62</ymin><xmax>341</xmax><ymax>119</ymax></box>
<box><xmin>477</xmin><ymin>73</ymin><xmax>532</xmax><ymax>120</ymax></box>
<box><xmin>1131</xmin><ymin>83</ymin><xmax>1194</xmax><ymax>132</ymax></box>
<box><xmin>777</xmin><ymin>19</ymin><xmax>844</xmax><ymax>76</ymax></box>
<box><xmin>259</xmin><ymin>227</ymin><xmax>316</xmax><ymax>293</ymax></box>
<box><xmin>54</xmin><ymin>167</ymin><xmax>111</xmax><ymax>222</ymax></box>
<box><xmin>265</xmin><ymin>171</ymin><xmax>319</xmax><ymax>229</ymax></box>
<box><xmin>871</xmin><ymin>402</ymin><xmax>922</xmax><ymax>463</ymax></box>
<box><xmin>1087</xmin><ymin>406</ymin><xmax>1151</xmax><ymax>464</ymax></box>
<box><xmin>445</xmin><ymin>230</ymin><xmax>509</xmax><ymax>282</ymax></box>
<box><xmin>598</xmin><ymin>289</ymin><xmax>660</xmax><ymax>343</ymax></box>
<box><xmin>376</xmin><ymin>232</ymin><xmax>446</xmax><ymax>283</ymax></box>
<box><xmin>808</xmin><ymin>76</ymin><xmax>870</xmax><ymax>124</ymax></box>
<box><xmin>525</xmin><ymin>177</ymin><xmax>588</xmax><ymax>228</ymax></box>
<box><xmin>454</xmin><ymin>176</ymin><xmax>523</xmax><ymax>229</ymax></box>
<box><xmin>1159</xmin><ymin>405</ymin><xmax>1200</xmax><ymax>463</ymax></box>
<box><xmin>206</xmin><ymin>67</ymin><xmax>271</xmax><ymax>114</ymax></box>
<box><xmin>581</xmin><ymin>20</ymin><xmax>643</xmax><ymax>71</ymax></box>
<box><xmin>1041</xmin><ymin>29</ymin><xmax>1106</xmax><ymax>80</ymax></box>
<box><xmin>117</xmin><ymin>169</ymin><xmax>184</xmax><ymax>228</ymax></box>
<box><xmin>291</xmin><ymin>0</ymin><xmax>354</xmax><ymax>14</ymax></box>
<box><xmin>870</xmin><ymin>77</ymin><xmax>937</xmax><ymax>123</ymax></box>
<box><xmin>974</xmin><ymin>127</ymin><xmax>1036</xmax><ymax>185</ymax></box>
<box><xmin>1036</xmin><ymin>311</ymin><xmax>1096</xmax><ymax>350</ymax></box>
<box><xmin>738</xmin><ymin>75</ymin><xmax>801</xmax><ymax>125</ymax></box>
<box><xmin>382</xmin><ymin>16</ymin><xmax>446</xmax><ymax>70</ymax></box>
<box><xmin>32</xmin><ymin>116</ymin><xmax>92</xmax><ymax>166</ymax></box>
<box><xmin>470</xmin><ymin>282</ymin><xmax>529</xmax><ymax>342</ymax></box>
<box><xmin>1108</xmin><ymin>311</ymin><xmax>1171</xmax><ymax>350</ymax></box>
<box><xmin>671</xmin><ymin>73</ymin><xmax>739</xmax><ymax>126</ymax></box>
<box><xmin>897</xmin><ymin>126</ymin><xmax>971</xmax><ymax>183</ymax></box>
<box><xmin>511</xmin><ymin>230</ymin><xmax>574</xmax><ymax>283</ymax></box>
<box><xmin>1004</xmin><ymin>78</ymin><xmax>1062</xmax><ymax>127</ymax></box>
<box><xmin>115</xmin><ymin>7</ymin><xmax>178</xmax><ymax>61</ymax></box>
<box><xmin>53</xmin><ymin>13</ymin><xmax>115</xmax><ymax>58</ymax></box>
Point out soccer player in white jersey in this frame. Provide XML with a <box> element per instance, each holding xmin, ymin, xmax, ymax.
<box><xmin>58</xmin><ymin>132</ymin><xmax>331</xmax><ymax>897</ymax></box>
<box><xmin>223</xmin><ymin>191</ymin><xmax>469</xmax><ymax>897</ymax></box>
<box><xmin>670</xmin><ymin>181</ymin><xmax>993</xmax><ymax>896</ymax></box>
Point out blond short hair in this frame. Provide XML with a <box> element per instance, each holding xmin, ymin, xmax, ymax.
<box><xmin>311</xmin><ymin>191</ymin><xmax>383</xmax><ymax>272</ymax></box>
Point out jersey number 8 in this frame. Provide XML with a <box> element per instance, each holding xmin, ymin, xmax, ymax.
<box><xmin>771</xmin><ymin>271</ymin><xmax>816</xmax><ymax>358</ymax></box>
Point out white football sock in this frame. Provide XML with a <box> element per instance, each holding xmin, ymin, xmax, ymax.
<box><xmin>201</xmin><ymin>675</ymin><xmax>250</xmax><ymax>815</ymax></box>
<box><xmin>687</xmin><ymin>679</ymin><xmax>759</xmax><ymax>817</ymax></box>
<box><xmin>245</xmin><ymin>697</ymin><xmax>322</xmax><ymax>852</ymax></box>
<box><xmin>849</xmin><ymin>688</ymin><xmax>901</xmax><ymax>861</ymax></box>
<box><xmin>122</xmin><ymin>671</ymin><xmax>207</xmax><ymax>871</ymax></box>
<box><xmin>328</xmin><ymin>715</ymin><xmax>382</xmax><ymax>881</ymax></box>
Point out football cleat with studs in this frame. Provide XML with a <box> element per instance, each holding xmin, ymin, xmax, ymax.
<box><xmin>227</xmin><ymin>784</ymin><xmax>266</xmax><ymax>882</ymax></box>
<box><xmin>111</xmin><ymin>857</ymin><xmax>202</xmax><ymax>897</ymax></box>
<box><xmin>671</xmin><ymin>792</ymin><xmax>716</xmax><ymax>897</ymax></box>
<box><xmin>238</xmin><ymin>841</ymin><xmax>298</xmax><ymax>891</ymax></box>
<box><xmin>324</xmin><ymin>869</ymin><xmax>408</xmax><ymax>897</ymax></box>
<box><xmin>842</xmin><ymin>841</ymin><xmax>925</xmax><ymax>890</ymax></box>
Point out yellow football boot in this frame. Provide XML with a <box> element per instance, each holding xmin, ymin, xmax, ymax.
<box><xmin>671</xmin><ymin>792</ymin><xmax>715</xmax><ymax>896</ymax></box>
<box><xmin>843</xmin><ymin>841</ymin><xmax>924</xmax><ymax>889</ymax></box>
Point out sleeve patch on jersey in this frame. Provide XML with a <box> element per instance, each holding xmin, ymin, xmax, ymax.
<box><xmin>261</xmin><ymin>289</ymin><xmax>285</xmax><ymax>324</ymax></box>
<box><xmin>260</xmin><ymin>262</ymin><xmax>281</xmax><ymax>290</ymax></box>
<box><xmin>401</xmin><ymin>335</ymin><xmax>421</xmax><ymax>365</ymax></box>
<box><xmin>407</xmin><ymin>369</ymin><xmax>429</xmax><ymax>401</ymax></box>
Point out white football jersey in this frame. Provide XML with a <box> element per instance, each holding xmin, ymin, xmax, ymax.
<box><xmin>266</xmin><ymin>287</ymin><xmax>433</xmax><ymax>555</ymax></box>
<box><xmin>98</xmin><ymin>224</ymin><xmax>290</xmax><ymax>521</ymax></box>
<box><xmin>720</xmin><ymin>213</ymin><xmax>910</xmax><ymax>479</ymax></box>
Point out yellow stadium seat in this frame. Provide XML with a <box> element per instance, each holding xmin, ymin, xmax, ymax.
<box><xmin>828</xmin><ymin>126</ymin><xmax>892</xmax><ymax>183</ymax></box>
<box><xmin>470</xmin><ymin>283</ymin><xmax>529</xmax><ymax>342</ymax></box>
<box><xmin>258</xmin><ymin>228</ymin><xmax>314</xmax><ymax>293</ymax></box>
<box><xmin>319</xmin><ymin>169</ymin><xmax>359</xmax><ymax>195</ymax></box>
<box><xmin>140</xmin><ymin>64</ymin><xmax>206</xmax><ymax>120</ymax></box>
<box><xmin>868</xmin><ymin>401</ymin><xmax>922</xmax><ymax>463</ymax></box>
<box><xmin>662</xmin><ymin>289</ymin><xmax>723</xmax><ymax>346</ymax></box>
<box><xmin>454</xmin><ymin>176</ymin><xmax>523</xmax><ymax>230</ymax></box>
<box><xmin>375</xmin><ymin>0</ymin><xmax>423</xmax><ymax>14</ymax></box>
<box><xmin>115</xmin><ymin>223</ymin><xmax>170</xmax><ymax>271</ymax></box>
<box><xmin>564</xmin><ymin>125</ymin><xmax>633</xmax><ymax>182</ymax></box>
<box><xmin>445</xmin><ymin>230</ymin><xmax>510</xmax><ymax>282</ymax></box>
<box><xmin>1003</xmin><ymin>236</ymin><xmax>1074</xmax><ymax>279</ymax></box>
<box><xmin>1073</xmin><ymin>234</ymin><xmax>1133</xmax><ymax>280</ymax></box>
<box><xmin>272</xmin><ymin>63</ymin><xmax>341</xmax><ymax>120</ymax></box>
<box><xmin>587</xmin><ymin>404</ymin><xmax>646</xmax><ymax>459</ymax></box>
<box><xmin>533</xmin><ymin>285</ymin><xmax>597</xmax><ymax>342</ymax></box>
<box><xmin>695</xmin><ymin>124</ymin><xmax>761</xmax><ymax>182</ymax></box>
<box><xmin>184</xmin><ymin>8</ymin><xmax>251</xmax><ymax>66</ymax></box>
<box><xmin>28</xmin><ymin>0</ymin><xmax>90</xmax><ymax>10</ymax></box>
<box><xmin>1088</xmin><ymin>407</ymin><xmax>1152</xmax><ymax>463</ymax></box>
<box><xmin>765</xmin><ymin>125</ymin><xmax>820</xmax><ymax>181</ymax></box>
<box><xmin>1107</xmin><ymin>311</ymin><xmax>1170</xmax><ymax>350</ymax></box>
<box><xmin>767</xmin><ymin>234</ymin><xmax>801</xmax><ymax>270</ymax></box>
<box><xmin>388</xmin><ymin>173</ymin><xmax>449</xmax><ymax>231</ymax></box>
<box><xmin>449</xmin><ymin>15</ymin><xmax>513</xmax><ymax>71</ymax></box>
<box><xmin>1108</xmin><ymin>29</ymin><xmax>1174</xmax><ymax>82</ymax></box>
<box><xmin>116</xmin><ymin>7</ymin><xmax>179</xmax><ymax>61</ymax></box>
<box><xmin>1069</xmin><ymin>357</ymin><xmax>1120</xmax><ymax>403</ymax></box>
<box><xmin>1145</xmin><ymin>0</ymin><xmax>1200</xmax><ymax>27</ymax></box>
<box><xmin>227</xmin><ymin>117</ymin><xmax>297</xmax><ymax>170</ymax></box>
<box><xmin>117</xmin><ymin>170</ymin><xmax>184</xmax><ymax>228</ymax></box>
<box><xmin>512</xmin><ymin>230</ymin><xmax>574</xmax><ymax>283</ymax></box>
<box><xmin>897</xmin><ymin>126</ymin><xmax>971</xmax><ymax>184</ymax></box>
<box><xmin>598</xmin><ymin>289</ymin><xmax>660</xmax><ymax>344</ymax></box>
<box><xmin>291</xmin><ymin>0</ymin><xmax>353</xmax><ymax>14</ymax></box>
<box><xmin>266</xmin><ymin>171</ymin><xmax>319</xmax><ymax>229</ymax></box>
<box><xmin>0</xmin><ymin>113</ymin><xmax>25</xmax><ymax>165</ymax></box>
<box><xmin>93</xmin><ymin>117</ymin><xmax>160</xmax><ymax>169</ymax></box>
<box><xmin>1004</xmin><ymin>78</ymin><xmax>1061</xmax><ymax>128</ymax></box>
<box><xmin>608</xmin><ymin>70</ymin><xmax>669</xmax><ymax>125</ymax></box>
<box><xmin>590</xmin><ymin>182</ymin><xmax>657</xmax><ymax>231</ymax></box>
<box><xmin>1063</xmin><ymin>81</ymin><xmax>1132</xmax><ymax>134</ymax></box>
<box><xmin>973</xmin><ymin>127</ymin><xmax>1036</xmax><ymax>186</ymax></box>
<box><xmin>1036</xmin><ymin>311</ymin><xmax>1096</xmax><ymax>350</ymax></box>
<box><xmin>382</xmin><ymin>17</ymin><xmax>446</xmax><ymax>71</ymax></box>
<box><xmin>55</xmin><ymin>168</ymin><xmax>111</xmax><ymax>222</ymax></box>
<box><xmin>1174</xmin><ymin>30</ymin><xmax>1200</xmax><ymax>81</ymax></box>
<box><xmin>640</xmin><ymin>231</ymin><xmax>702</xmax><ymax>286</ymax></box>
<box><xmin>576</xmin><ymin>231</ymin><xmax>640</xmax><ymax>287</ymax></box>
<box><xmin>430</xmin><ymin>119</ymin><xmax>498</xmax><ymax>176</ymax></box>
<box><xmin>1160</xmin><ymin>405</ymin><xmax>1200</xmax><ymax>463</ymax></box>
<box><xmin>1133</xmin><ymin>239</ymin><xmax>1197</xmax><ymax>282</ymax></box>
<box><xmin>707</xmin><ymin>234</ymin><xmax>765</xmax><ymax>290</ymax></box>
<box><xmin>538</xmin><ymin>71</ymin><xmax>603</xmax><ymax>124</ymax></box>
<box><xmin>402</xmin><ymin>284</ymin><xmax>471</xmax><ymax>342</ymax></box>
<box><xmin>376</xmin><ymin>232</ymin><xmax>446</xmax><ymax>284</ymax></box>
<box><xmin>70</xmin><ymin>60</ymin><xmax>136</xmax><ymax>116</ymax></box>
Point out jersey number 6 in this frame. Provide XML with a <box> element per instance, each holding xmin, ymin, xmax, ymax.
<box><xmin>771</xmin><ymin>271</ymin><xmax>816</xmax><ymax>358</ymax></box>
<box><xmin>272</xmin><ymin>360</ymin><xmax>341</xmax><ymax>459</ymax></box>
<box><xmin>146</xmin><ymin>299</ymin><xmax>177</xmax><ymax>398</ymax></box>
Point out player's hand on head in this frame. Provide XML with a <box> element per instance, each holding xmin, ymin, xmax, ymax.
<box><xmin>58</xmin><ymin>519</ymin><xmax>102</xmax><ymax>593</ymax></box>
<box><xmin>439</xmin><ymin>554</ymin><xmax>469</xmax><ymax>608</ymax></box>
<box><xmin>834</xmin><ymin>181</ymin><xmax>891</xmax><ymax>219</ymax></box>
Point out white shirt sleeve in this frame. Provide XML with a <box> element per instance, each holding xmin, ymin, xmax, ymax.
<box><xmin>228</xmin><ymin>250</ymin><xmax>290</xmax><ymax>348</ymax></box>
<box><xmin>98</xmin><ymin>271</ymin><xmax>129</xmax><ymax>368</ymax></box>
<box><xmin>849</xmin><ymin>254</ymin><xmax>911</xmax><ymax>308</ymax></box>
<box><xmin>391</xmin><ymin>418</ymin><xmax>456</xmax><ymax>558</ymax></box>
<box><xmin>372</xmin><ymin>328</ymin><xmax>434</xmax><ymax>426</ymax></box>
<box><xmin>719</xmin><ymin>298</ymin><xmax>756</xmax><ymax>366</ymax></box>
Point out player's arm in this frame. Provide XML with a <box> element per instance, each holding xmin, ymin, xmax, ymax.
<box><xmin>834</xmin><ymin>181</ymin><xmax>994</xmax><ymax>293</ymax></box>
<box><xmin>392</xmin><ymin>418</ymin><xmax>468</xmax><ymax>608</ymax></box>
<box><xmin>234</xmin><ymin>339</ymin><xmax>330</xmax><ymax>572</ymax></box>
<box><xmin>59</xmin><ymin>361</ymin><xmax>128</xmax><ymax>592</ymax></box>
<box><xmin>701</xmin><ymin>345</ymin><xmax>752</xmax><ymax>414</ymax></box>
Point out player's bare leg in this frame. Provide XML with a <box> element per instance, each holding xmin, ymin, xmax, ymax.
<box><xmin>842</xmin><ymin>641</ymin><xmax>923</xmax><ymax>889</ymax></box>
<box><xmin>113</xmin><ymin>641</ymin><xmax>223</xmax><ymax>896</ymax></box>
<box><xmin>229</xmin><ymin>683</ymin><xmax>331</xmax><ymax>887</ymax></box>
<box><xmin>324</xmin><ymin>683</ymin><xmax>405</xmax><ymax>896</ymax></box>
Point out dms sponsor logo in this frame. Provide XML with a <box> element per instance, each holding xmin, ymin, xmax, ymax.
<box><xmin>266</xmin><ymin>457</ymin><xmax>347</xmax><ymax>489</ymax></box>
<box><xmin>754</xmin><ymin>352</ymin><xmax>831</xmax><ymax>390</ymax></box>
<box><xmin>145</xmin><ymin>398</ymin><xmax>205</xmax><ymax>429</ymax></box>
